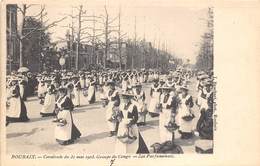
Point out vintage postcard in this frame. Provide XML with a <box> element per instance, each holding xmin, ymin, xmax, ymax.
<box><xmin>0</xmin><ymin>0</ymin><xmax>260</xmax><ymax>166</ymax></box>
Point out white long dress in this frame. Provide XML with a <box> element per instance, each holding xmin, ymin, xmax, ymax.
<box><xmin>148</xmin><ymin>84</ymin><xmax>161</xmax><ymax>114</ymax></box>
<box><xmin>176</xmin><ymin>94</ymin><xmax>194</xmax><ymax>133</ymax></box>
<box><xmin>6</xmin><ymin>86</ymin><xmax>21</xmax><ymax>118</ymax></box>
<box><xmin>54</xmin><ymin>96</ymin><xmax>72</xmax><ymax>141</ymax></box>
<box><xmin>159</xmin><ymin>94</ymin><xmax>174</xmax><ymax>142</ymax></box>
<box><xmin>132</xmin><ymin>90</ymin><xmax>147</xmax><ymax>123</ymax></box>
<box><xmin>40</xmin><ymin>93</ymin><xmax>56</xmax><ymax>115</ymax></box>
<box><xmin>72</xmin><ymin>81</ymin><xmax>81</xmax><ymax>106</ymax></box>
<box><xmin>38</xmin><ymin>82</ymin><xmax>47</xmax><ymax>98</ymax></box>
<box><xmin>106</xmin><ymin>89</ymin><xmax>119</xmax><ymax>131</ymax></box>
<box><xmin>121</xmin><ymin>80</ymin><xmax>129</xmax><ymax>93</ymax></box>
<box><xmin>115</xmin><ymin>103</ymin><xmax>139</xmax><ymax>153</ymax></box>
<box><xmin>79</xmin><ymin>77</ymin><xmax>85</xmax><ymax>89</ymax></box>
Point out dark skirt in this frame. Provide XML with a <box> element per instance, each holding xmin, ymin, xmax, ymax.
<box><xmin>6</xmin><ymin>99</ymin><xmax>29</xmax><ymax>122</ymax></box>
<box><xmin>71</xmin><ymin>123</ymin><xmax>81</xmax><ymax>140</ymax></box>
<box><xmin>149</xmin><ymin>112</ymin><xmax>159</xmax><ymax>118</ymax></box>
<box><xmin>88</xmin><ymin>90</ymin><xmax>96</xmax><ymax>104</ymax></box>
<box><xmin>136</xmin><ymin>133</ymin><xmax>149</xmax><ymax>153</ymax></box>
<box><xmin>40</xmin><ymin>112</ymin><xmax>56</xmax><ymax>117</ymax></box>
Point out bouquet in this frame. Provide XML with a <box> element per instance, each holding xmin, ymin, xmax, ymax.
<box><xmin>101</xmin><ymin>99</ymin><xmax>109</xmax><ymax>107</ymax></box>
<box><xmin>108</xmin><ymin>109</ymin><xmax>123</xmax><ymax>123</ymax></box>
<box><xmin>82</xmin><ymin>88</ymin><xmax>88</xmax><ymax>97</ymax></box>
<box><xmin>56</xmin><ymin>119</ymin><xmax>67</xmax><ymax>127</ymax></box>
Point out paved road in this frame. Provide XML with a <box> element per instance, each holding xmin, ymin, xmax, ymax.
<box><xmin>6</xmin><ymin>77</ymin><xmax>202</xmax><ymax>154</ymax></box>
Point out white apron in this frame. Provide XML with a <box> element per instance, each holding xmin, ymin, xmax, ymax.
<box><xmin>115</xmin><ymin>104</ymin><xmax>139</xmax><ymax>153</ymax></box>
<box><xmin>121</xmin><ymin>80</ymin><xmax>128</xmax><ymax>92</ymax></box>
<box><xmin>7</xmin><ymin>96</ymin><xmax>21</xmax><ymax>118</ymax></box>
<box><xmin>80</xmin><ymin>78</ymin><xmax>85</xmax><ymax>89</ymax></box>
<box><xmin>159</xmin><ymin>94</ymin><xmax>174</xmax><ymax>142</ymax></box>
<box><xmin>54</xmin><ymin>96</ymin><xmax>72</xmax><ymax>141</ymax></box>
<box><xmin>72</xmin><ymin>82</ymin><xmax>81</xmax><ymax>106</ymax></box>
<box><xmin>41</xmin><ymin>93</ymin><xmax>56</xmax><ymax>114</ymax></box>
<box><xmin>106</xmin><ymin>90</ymin><xmax>118</xmax><ymax>131</ymax></box>
<box><xmin>100</xmin><ymin>85</ymin><xmax>109</xmax><ymax>100</ymax></box>
<box><xmin>176</xmin><ymin>95</ymin><xmax>194</xmax><ymax>132</ymax></box>
<box><xmin>133</xmin><ymin>91</ymin><xmax>146</xmax><ymax>123</ymax></box>
<box><xmin>148</xmin><ymin>86</ymin><xmax>161</xmax><ymax>113</ymax></box>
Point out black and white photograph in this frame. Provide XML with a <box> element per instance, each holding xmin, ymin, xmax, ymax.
<box><xmin>4</xmin><ymin>1</ymin><xmax>214</xmax><ymax>155</ymax></box>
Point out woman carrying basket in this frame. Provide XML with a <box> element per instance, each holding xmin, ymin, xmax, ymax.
<box><xmin>115</xmin><ymin>93</ymin><xmax>149</xmax><ymax>154</ymax></box>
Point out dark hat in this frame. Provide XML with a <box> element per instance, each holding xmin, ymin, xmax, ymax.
<box><xmin>120</xmin><ymin>93</ymin><xmax>135</xmax><ymax>99</ymax></box>
<box><xmin>58</xmin><ymin>86</ymin><xmax>67</xmax><ymax>93</ymax></box>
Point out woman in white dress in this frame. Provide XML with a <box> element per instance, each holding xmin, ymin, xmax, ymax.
<box><xmin>176</xmin><ymin>85</ymin><xmax>195</xmax><ymax>139</ymax></box>
<box><xmin>72</xmin><ymin>77</ymin><xmax>81</xmax><ymax>107</ymax></box>
<box><xmin>6</xmin><ymin>79</ymin><xmax>30</xmax><ymax>123</ymax></box>
<box><xmin>121</xmin><ymin>75</ymin><xmax>129</xmax><ymax>93</ymax></box>
<box><xmin>87</xmin><ymin>79</ymin><xmax>96</xmax><ymax>104</ymax></box>
<box><xmin>105</xmin><ymin>81</ymin><xmax>120</xmax><ymax>137</ymax></box>
<box><xmin>79</xmin><ymin>73</ymin><xmax>86</xmax><ymax>89</ymax></box>
<box><xmin>148</xmin><ymin>79</ymin><xmax>161</xmax><ymax>117</ymax></box>
<box><xmin>38</xmin><ymin>78</ymin><xmax>47</xmax><ymax>105</ymax></box>
<box><xmin>132</xmin><ymin>84</ymin><xmax>147</xmax><ymax>126</ymax></box>
<box><xmin>18</xmin><ymin>77</ymin><xmax>27</xmax><ymax>101</ymax></box>
<box><xmin>53</xmin><ymin>87</ymin><xmax>81</xmax><ymax>145</ymax></box>
<box><xmin>115</xmin><ymin>93</ymin><xmax>149</xmax><ymax>153</ymax></box>
<box><xmin>40</xmin><ymin>84</ymin><xmax>56</xmax><ymax>117</ymax></box>
<box><xmin>159</xmin><ymin>86</ymin><xmax>174</xmax><ymax>143</ymax></box>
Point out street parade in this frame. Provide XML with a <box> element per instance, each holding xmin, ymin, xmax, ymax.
<box><xmin>5</xmin><ymin>4</ymin><xmax>214</xmax><ymax>155</ymax></box>
<box><xmin>5</xmin><ymin>67</ymin><xmax>214</xmax><ymax>154</ymax></box>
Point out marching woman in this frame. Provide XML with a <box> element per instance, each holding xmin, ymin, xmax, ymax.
<box><xmin>176</xmin><ymin>85</ymin><xmax>195</xmax><ymax>139</ymax></box>
<box><xmin>115</xmin><ymin>93</ymin><xmax>149</xmax><ymax>153</ymax></box>
<box><xmin>121</xmin><ymin>74</ymin><xmax>129</xmax><ymax>93</ymax></box>
<box><xmin>6</xmin><ymin>79</ymin><xmax>30</xmax><ymax>123</ymax></box>
<box><xmin>72</xmin><ymin>77</ymin><xmax>81</xmax><ymax>107</ymax></box>
<box><xmin>38</xmin><ymin>78</ymin><xmax>47</xmax><ymax>105</ymax></box>
<box><xmin>148</xmin><ymin>79</ymin><xmax>161</xmax><ymax>117</ymax></box>
<box><xmin>158</xmin><ymin>85</ymin><xmax>180</xmax><ymax>143</ymax></box>
<box><xmin>100</xmin><ymin>80</ymin><xmax>109</xmax><ymax>107</ymax></box>
<box><xmin>53</xmin><ymin>87</ymin><xmax>81</xmax><ymax>145</ymax></box>
<box><xmin>196</xmin><ymin>79</ymin><xmax>212</xmax><ymax>111</ymax></box>
<box><xmin>87</xmin><ymin>78</ymin><xmax>96</xmax><ymax>104</ymax></box>
<box><xmin>40</xmin><ymin>84</ymin><xmax>56</xmax><ymax>117</ymax></box>
<box><xmin>105</xmin><ymin>80</ymin><xmax>120</xmax><ymax>137</ymax></box>
<box><xmin>132</xmin><ymin>84</ymin><xmax>147</xmax><ymax>126</ymax></box>
<box><xmin>79</xmin><ymin>72</ymin><xmax>86</xmax><ymax>89</ymax></box>
<box><xmin>18</xmin><ymin>76</ymin><xmax>27</xmax><ymax>101</ymax></box>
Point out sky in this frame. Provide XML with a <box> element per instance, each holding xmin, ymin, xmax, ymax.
<box><xmin>16</xmin><ymin>0</ymin><xmax>209</xmax><ymax>64</ymax></box>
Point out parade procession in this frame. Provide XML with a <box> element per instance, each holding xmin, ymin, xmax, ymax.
<box><xmin>4</xmin><ymin>4</ymin><xmax>214</xmax><ymax>154</ymax></box>
<box><xmin>5</xmin><ymin>67</ymin><xmax>214</xmax><ymax>154</ymax></box>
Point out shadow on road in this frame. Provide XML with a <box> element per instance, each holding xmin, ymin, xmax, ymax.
<box><xmin>138</xmin><ymin>125</ymin><xmax>154</xmax><ymax>132</ymax></box>
<box><xmin>7</xmin><ymin>128</ymin><xmax>39</xmax><ymax>138</ymax></box>
<box><xmin>74</xmin><ymin>106</ymin><xmax>103</xmax><ymax>113</ymax></box>
<box><xmin>146</xmin><ymin>119</ymin><xmax>159</xmax><ymax>126</ymax></box>
<box><xmin>174</xmin><ymin>135</ymin><xmax>200</xmax><ymax>146</ymax></box>
<box><xmin>78</xmin><ymin>131</ymin><xmax>110</xmax><ymax>144</ymax></box>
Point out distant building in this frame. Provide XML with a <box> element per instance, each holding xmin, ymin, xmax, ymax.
<box><xmin>6</xmin><ymin>4</ymin><xmax>19</xmax><ymax>73</ymax></box>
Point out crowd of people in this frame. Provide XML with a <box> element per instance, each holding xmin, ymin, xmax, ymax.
<box><xmin>6</xmin><ymin>66</ymin><xmax>214</xmax><ymax>154</ymax></box>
